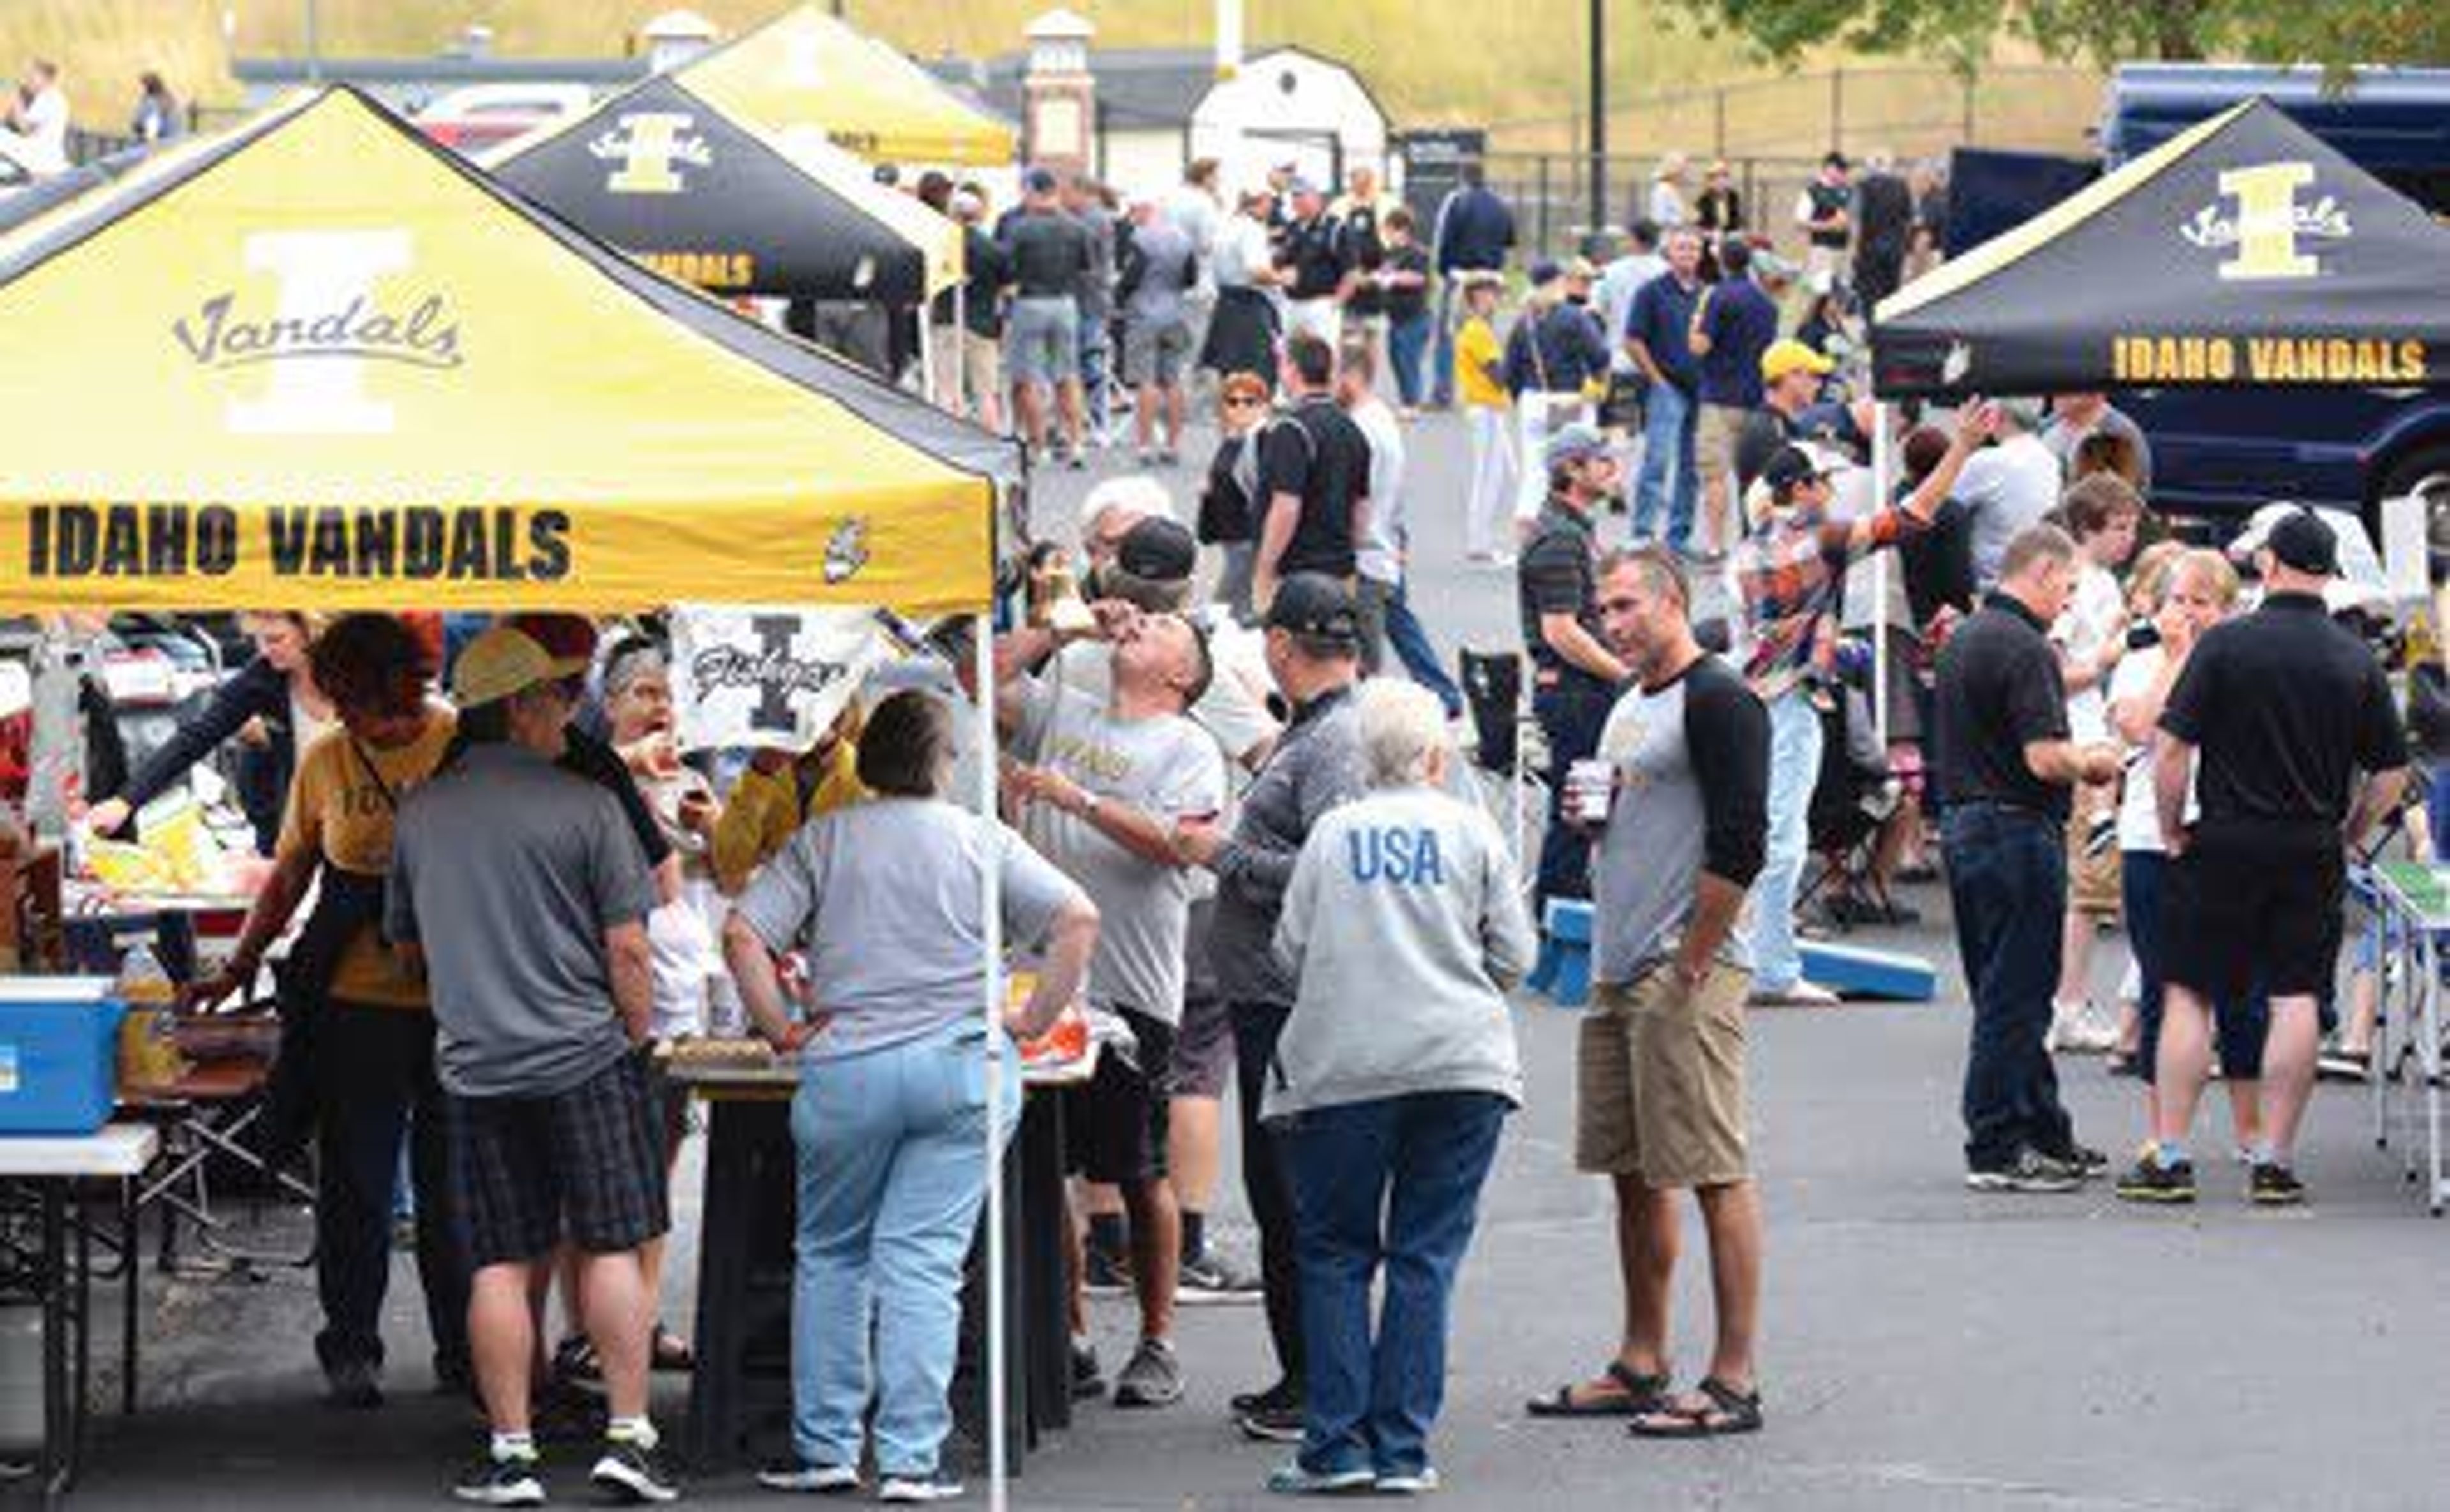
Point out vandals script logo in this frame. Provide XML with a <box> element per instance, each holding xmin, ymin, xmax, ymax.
<box><xmin>822</xmin><ymin>518</ymin><xmax>871</xmax><ymax>585</ymax></box>
<box><xmin>2179</xmin><ymin>161</ymin><xmax>2351</xmax><ymax>282</ymax></box>
<box><xmin>591</xmin><ymin>111</ymin><xmax>713</xmax><ymax>195</ymax></box>
<box><xmin>172</xmin><ymin>230</ymin><xmax>462</xmax><ymax>435</ymax></box>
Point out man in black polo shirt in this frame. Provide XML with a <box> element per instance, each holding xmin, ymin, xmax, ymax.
<box><xmin>1251</xmin><ymin>331</ymin><xmax>1372</xmax><ymax>616</ymax></box>
<box><xmin>2124</xmin><ymin>511</ymin><xmax>2410</xmax><ymax>1206</ymax></box>
<box><xmin>1934</xmin><ymin>524</ymin><xmax>2120</xmax><ymax>1192</ymax></box>
<box><xmin>1517</xmin><ymin>423</ymin><xmax>1631</xmax><ymax>917</ymax></box>
<box><xmin>1277</xmin><ymin>181</ymin><xmax>1346</xmax><ymax>346</ymax></box>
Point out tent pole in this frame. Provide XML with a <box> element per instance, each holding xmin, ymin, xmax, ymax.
<box><xmin>917</xmin><ymin>313</ymin><xmax>937</xmax><ymax>404</ymax></box>
<box><xmin>954</xmin><ymin>285</ymin><xmax>970</xmax><ymax>417</ymax></box>
<box><xmin>1870</xmin><ymin>402</ymin><xmax>1894</xmax><ymax>751</ymax></box>
<box><xmin>974</xmin><ymin>621</ymin><xmax>1009</xmax><ymax>1512</ymax></box>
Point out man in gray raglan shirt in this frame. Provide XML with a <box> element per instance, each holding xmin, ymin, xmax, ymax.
<box><xmin>1173</xmin><ymin>572</ymin><xmax>1368</xmax><ymax>1442</ymax></box>
<box><xmin>1525</xmin><ymin>545</ymin><xmax>1772</xmax><ymax>1440</ymax></box>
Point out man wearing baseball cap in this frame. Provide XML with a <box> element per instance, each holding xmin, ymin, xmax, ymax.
<box><xmin>1519</xmin><ymin>422</ymin><xmax>1632</xmax><ymax>918</ymax></box>
<box><xmin>1732</xmin><ymin>408</ymin><xmax>1994</xmax><ymax>1008</ymax></box>
<box><xmin>1173</xmin><ymin>572</ymin><xmax>1370</xmax><ymax>1441</ymax></box>
<box><xmin>387</xmin><ymin>626</ymin><xmax>676</xmax><ymax>1502</ymax></box>
<box><xmin>2129</xmin><ymin>508</ymin><xmax>2411</xmax><ymax>1206</ymax></box>
<box><xmin>1730</xmin><ymin>339</ymin><xmax>1841</xmax><ymax>507</ymax></box>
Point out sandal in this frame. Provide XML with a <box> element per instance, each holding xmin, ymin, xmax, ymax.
<box><xmin>1525</xmin><ymin>1360</ymin><xmax>1670</xmax><ymax>1418</ymax></box>
<box><xmin>651</xmin><ymin>1324</ymin><xmax>695</xmax><ymax>1374</ymax></box>
<box><xmin>1627</xmin><ymin>1376</ymin><xmax>1763</xmax><ymax>1439</ymax></box>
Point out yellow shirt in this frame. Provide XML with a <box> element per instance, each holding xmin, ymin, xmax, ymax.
<box><xmin>1455</xmin><ymin>316</ymin><xmax>1508</xmax><ymax>410</ymax></box>
<box><xmin>275</xmin><ymin>711</ymin><xmax>456</xmax><ymax>1009</ymax></box>
<box><xmin>711</xmin><ymin>739</ymin><xmax>865</xmax><ymax>895</ymax></box>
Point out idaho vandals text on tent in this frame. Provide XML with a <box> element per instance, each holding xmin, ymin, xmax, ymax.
<box><xmin>22</xmin><ymin>504</ymin><xmax>574</xmax><ymax>582</ymax></box>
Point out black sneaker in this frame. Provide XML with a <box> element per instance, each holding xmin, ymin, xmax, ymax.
<box><xmin>323</xmin><ymin>1356</ymin><xmax>384</xmax><ymax>1411</ymax></box>
<box><xmin>1230</xmin><ymin>1378</ymin><xmax>1300</xmax><ymax>1416</ymax></box>
<box><xmin>553</xmin><ymin>1334</ymin><xmax>604</xmax><ymax>1393</ymax></box>
<box><xmin>2114</xmin><ymin>1155</ymin><xmax>2197</xmax><ymax>1204</ymax></box>
<box><xmin>1964</xmin><ymin>1148</ymin><xmax>2082</xmax><ymax>1194</ymax></box>
<box><xmin>452</xmin><ymin>1453</ymin><xmax>546</xmax><ymax>1507</ymax></box>
<box><xmin>1178</xmin><ymin>1250</ymin><xmax>1263</xmax><ymax>1305</ymax></box>
<box><xmin>2042</xmin><ymin>1143</ymin><xmax>2109</xmax><ymax>1177</ymax></box>
<box><xmin>1070</xmin><ymin>1341</ymin><xmax>1106</xmax><ymax>1402</ymax></box>
<box><xmin>2248</xmin><ymin>1162</ymin><xmax>2307</xmax><ymax>1207</ymax></box>
<box><xmin>1238</xmin><ymin>1400</ymin><xmax>1306</xmax><ymax>1443</ymax></box>
<box><xmin>1081</xmin><ymin>1246</ymin><xmax>1131</xmax><ymax>1297</ymax></box>
<box><xmin>590</xmin><ymin>1438</ymin><xmax>681</xmax><ymax>1504</ymax></box>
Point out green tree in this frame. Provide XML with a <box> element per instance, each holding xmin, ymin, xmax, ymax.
<box><xmin>1666</xmin><ymin>0</ymin><xmax>2450</xmax><ymax>70</ymax></box>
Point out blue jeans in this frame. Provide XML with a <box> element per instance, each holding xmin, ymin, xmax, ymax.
<box><xmin>1385</xmin><ymin>581</ymin><xmax>1464</xmax><ymax>716</ymax></box>
<box><xmin>788</xmin><ymin>1018</ymin><xmax>1018</xmax><ymax>1476</ymax></box>
<box><xmin>1284</xmin><ymin>1092</ymin><xmax>1507</xmax><ymax>1480</ymax></box>
<box><xmin>1631</xmin><ymin>381</ymin><xmax>1698</xmax><ymax>548</ymax></box>
<box><xmin>1430</xmin><ymin>281</ymin><xmax>1458</xmax><ymax>408</ymax></box>
<box><xmin>1533</xmin><ymin>674</ymin><xmax>1617</xmax><ymax>912</ymax></box>
<box><xmin>1743</xmin><ymin>690</ymin><xmax>1823</xmax><ymax>994</ymax></box>
<box><xmin>1078</xmin><ymin>322</ymin><xmax>1113</xmax><ymax>434</ymax></box>
<box><xmin>1945</xmin><ymin>803</ymin><xmax>2075</xmax><ymax>1169</ymax></box>
<box><xmin>1387</xmin><ymin>312</ymin><xmax>1433</xmax><ymax>408</ymax></box>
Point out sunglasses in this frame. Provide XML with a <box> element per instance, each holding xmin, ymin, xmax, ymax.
<box><xmin>1223</xmin><ymin>396</ymin><xmax>1266</xmax><ymax>410</ymax></box>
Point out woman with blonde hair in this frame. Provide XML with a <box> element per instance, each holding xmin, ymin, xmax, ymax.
<box><xmin>88</xmin><ymin>610</ymin><xmax>330</xmax><ymax>855</ymax></box>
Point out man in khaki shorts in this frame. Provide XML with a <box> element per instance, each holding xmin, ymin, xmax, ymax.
<box><xmin>1522</xmin><ymin>545</ymin><xmax>1771</xmax><ymax>1438</ymax></box>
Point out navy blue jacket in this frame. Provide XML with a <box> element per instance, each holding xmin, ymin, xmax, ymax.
<box><xmin>1432</xmin><ymin>186</ymin><xmax>1516</xmax><ymax>274</ymax></box>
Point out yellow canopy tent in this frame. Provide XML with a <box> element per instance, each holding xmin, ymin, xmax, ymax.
<box><xmin>0</xmin><ymin>87</ymin><xmax>1014</xmax><ymax>617</ymax></box>
<box><xmin>672</xmin><ymin>4</ymin><xmax>1018</xmax><ymax>169</ymax></box>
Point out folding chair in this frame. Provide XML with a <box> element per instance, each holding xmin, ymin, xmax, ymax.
<box><xmin>1459</xmin><ymin>646</ymin><xmax>1545</xmax><ymax>873</ymax></box>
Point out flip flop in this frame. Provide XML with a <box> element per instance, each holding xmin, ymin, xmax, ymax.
<box><xmin>1525</xmin><ymin>1360</ymin><xmax>1670</xmax><ymax>1418</ymax></box>
<box><xmin>1627</xmin><ymin>1376</ymin><xmax>1763</xmax><ymax>1439</ymax></box>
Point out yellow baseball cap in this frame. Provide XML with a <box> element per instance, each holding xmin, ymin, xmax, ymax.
<box><xmin>1760</xmin><ymin>338</ymin><xmax>1836</xmax><ymax>383</ymax></box>
<box><xmin>450</xmin><ymin>626</ymin><xmax>561</xmax><ymax>709</ymax></box>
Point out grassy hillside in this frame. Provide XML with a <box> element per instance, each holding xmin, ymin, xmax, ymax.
<box><xmin>4</xmin><ymin>0</ymin><xmax>2097</xmax><ymax>151</ymax></box>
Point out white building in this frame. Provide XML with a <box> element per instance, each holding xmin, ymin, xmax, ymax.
<box><xmin>925</xmin><ymin>34</ymin><xmax>1388</xmax><ymax>199</ymax></box>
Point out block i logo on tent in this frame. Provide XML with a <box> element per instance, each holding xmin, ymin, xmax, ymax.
<box><xmin>171</xmin><ymin>229</ymin><xmax>462</xmax><ymax>436</ymax></box>
<box><xmin>592</xmin><ymin>111</ymin><xmax>714</xmax><ymax>195</ymax></box>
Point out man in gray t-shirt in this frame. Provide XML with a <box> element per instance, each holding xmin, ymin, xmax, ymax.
<box><xmin>1000</xmin><ymin>609</ymin><xmax>1221</xmax><ymax>1405</ymax></box>
<box><xmin>1121</xmin><ymin>202</ymin><xmax>1199</xmax><ymax>462</ymax></box>
<box><xmin>385</xmin><ymin>627</ymin><xmax>674</xmax><ymax>1503</ymax></box>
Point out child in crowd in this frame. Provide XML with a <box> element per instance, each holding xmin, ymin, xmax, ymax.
<box><xmin>1451</xmin><ymin>272</ymin><xmax>1516</xmax><ymax>565</ymax></box>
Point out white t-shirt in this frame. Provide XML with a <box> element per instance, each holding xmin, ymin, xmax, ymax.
<box><xmin>2053</xmin><ymin>563</ymin><xmax>2124</xmax><ymax>744</ymax></box>
<box><xmin>2108</xmin><ymin>645</ymin><xmax>2198</xmax><ymax>854</ymax></box>
<box><xmin>1956</xmin><ymin>433</ymin><xmax>2063</xmax><ymax>589</ymax></box>
<box><xmin>1348</xmin><ymin>396</ymin><xmax>1407</xmax><ymax>584</ymax></box>
<box><xmin>8</xmin><ymin>85</ymin><xmax>69</xmax><ymax>177</ymax></box>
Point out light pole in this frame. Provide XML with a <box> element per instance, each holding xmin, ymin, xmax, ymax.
<box><xmin>1588</xmin><ymin>0</ymin><xmax>1607</xmax><ymax>237</ymax></box>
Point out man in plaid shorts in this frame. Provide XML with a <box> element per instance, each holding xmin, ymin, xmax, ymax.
<box><xmin>388</xmin><ymin>627</ymin><xmax>675</xmax><ymax>1507</ymax></box>
<box><xmin>1728</xmin><ymin>405</ymin><xmax>1993</xmax><ymax>1007</ymax></box>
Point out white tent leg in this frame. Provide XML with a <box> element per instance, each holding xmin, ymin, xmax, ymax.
<box><xmin>918</xmin><ymin>315</ymin><xmax>938</xmax><ymax>405</ymax></box>
<box><xmin>973</xmin><ymin>623</ymin><xmax>1008</xmax><ymax>1512</ymax></box>
<box><xmin>954</xmin><ymin>286</ymin><xmax>971</xmax><ymax>417</ymax></box>
<box><xmin>1871</xmin><ymin>402</ymin><xmax>1895</xmax><ymax>751</ymax></box>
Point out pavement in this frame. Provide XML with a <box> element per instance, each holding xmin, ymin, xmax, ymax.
<box><xmin>54</xmin><ymin>410</ymin><xmax>2450</xmax><ymax>1510</ymax></box>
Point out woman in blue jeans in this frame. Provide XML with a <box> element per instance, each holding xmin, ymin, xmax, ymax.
<box><xmin>1266</xmin><ymin>682</ymin><xmax>1537</xmax><ymax>1495</ymax></box>
<box><xmin>725</xmin><ymin>691</ymin><xmax>1099</xmax><ymax>1502</ymax></box>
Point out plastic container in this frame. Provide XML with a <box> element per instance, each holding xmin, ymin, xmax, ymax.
<box><xmin>0</xmin><ymin>979</ymin><xmax>129</xmax><ymax>1134</ymax></box>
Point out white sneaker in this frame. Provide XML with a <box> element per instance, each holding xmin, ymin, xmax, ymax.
<box><xmin>2049</xmin><ymin>1000</ymin><xmax>2117</xmax><ymax>1053</ymax></box>
<box><xmin>2075</xmin><ymin>998</ymin><xmax>2123</xmax><ymax>1052</ymax></box>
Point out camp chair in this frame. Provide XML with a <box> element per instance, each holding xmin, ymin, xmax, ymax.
<box><xmin>1459</xmin><ymin>646</ymin><xmax>1544</xmax><ymax>873</ymax></box>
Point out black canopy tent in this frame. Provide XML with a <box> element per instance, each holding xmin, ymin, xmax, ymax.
<box><xmin>1874</xmin><ymin>98</ymin><xmax>2450</xmax><ymax>400</ymax></box>
<box><xmin>484</xmin><ymin>71</ymin><xmax>953</xmax><ymax>307</ymax></box>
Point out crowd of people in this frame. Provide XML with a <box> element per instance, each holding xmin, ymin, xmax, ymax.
<box><xmin>0</xmin><ymin>59</ymin><xmax>184</xmax><ymax>181</ymax></box>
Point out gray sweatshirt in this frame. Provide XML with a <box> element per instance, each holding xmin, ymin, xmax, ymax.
<box><xmin>1266</xmin><ymin>785</ymin><xmax>1535</xmax><ymax>1120</ymax></box>
<box><xmin>1209</xmin><ymin>684</ymin><xmax>1366</xmax><ymax>1007</ymax></box>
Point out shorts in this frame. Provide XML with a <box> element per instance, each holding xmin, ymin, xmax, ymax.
<box><xmin>449</xmin><ymin>1051</ymin><xmax>670</xmax><ymax>1268</ymax></box>
<box><xmin>1067</xmin><ymin>1005</ymin><xmax>1174</xmax><ymax>1185</ymax></box>
<box><xmin>1124</xmin><ymin>317</ymin><xmax>1194</xmax><ymax>387</ymax></box>
<box><xmin>2162</xmin><ymin>823</ymin><xmax>2347</xmax><ymax>1002</ymax></box>
<box><xmin>1006</xmin><ymin>295</ymin><xmax>1080</xmax><ymax>386</ymax></box>
<box><xmin>1575</xmin><ymin>962</ymin><xmax>1751</xmax><ymax>1186</ymax></box>
<box><xmin>2064</xmin><ymin>787</ymin><xmax>2122</xmax><ymax>918</ymax></box>
<box><xmin>961</xmin><ymin>329</ymin><xmax>1001</xmax><ymax>406</ymax></box>
<box><xmin>1696</xmin><ymin>403</ymin><xmax>1746</xmax><ymax>499</ymax></box>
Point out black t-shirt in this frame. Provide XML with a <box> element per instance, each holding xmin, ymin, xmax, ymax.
<box><xmin>560</xmin><ymin>726</ymin><xmax>674</xmax><ymax>869</ymax></box>
<box><xmin>2160</xmin><ymin>592</ymin><xmax>2409</xmax><ymax>829</ymax></box>
<box><xmin>1383</xmin><ymin>244</ymin><xmax>1431</xmax><ymax>323</ymax></box>
<box><xmin>954</xmin><ymin>226</ymin><xmax>1007</xmax><ymax>337</ymax></box>
<box><xmin>1001</xmin><ymin>209</ymin><xmax>1092</xmax><ymax>300</ymax></box>
<box><xmin>1337</xmin><ymin>203</ymin><xmax>1386</xmax><ymax>316</ymax></box>
<box><xmin>1258</xmin><ymin>397</ymin><xmax>1370</xmax><ymax>578</ymax></box>
<box><xmin>1517</xmin><ymin>500</ymin><xmax>1602</xmax><ymax>676</ymax></box>
<box><xmin>1732</xmin><ymin>408</ymin><xmax>1796</xmax><ymax>498</ymax></box>
<box><xmin>1804</xmin><ymin>179</ymin><xmax>1850</xmax><ymax>248</ymax></box>
<box><xmin>1934</xmin><ymin>594</ymin><xmax>2072</xmax><ymax>821</ymax></box>
<box><xmin>1281</xmin><ymin>216</ymin><xmax>1346</xmax><ymax>302</ymax></box>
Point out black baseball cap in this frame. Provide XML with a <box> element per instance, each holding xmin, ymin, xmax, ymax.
<box><xmin>1760</xmin><ymin>443</ymin><xmax>1842</xmax><ymax>498</ymax></box>
<box><xmin>1116</xmin><ymin>516</ymin><xmax>1197</xmax><ymax>583</ymax></box>
<box><xmin>1264</xmin><ymin>572</ymin><xmax>1361</xmax><ymax>647</ymax></box>
<box><xmin>2265</xmin><ymin>508</ymin><xmax>2339</xmax><ymax>577</ymax></box>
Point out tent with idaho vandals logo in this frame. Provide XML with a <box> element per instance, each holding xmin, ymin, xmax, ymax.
<box><xmin>0</xmin><ymin>84</ymin><xmax>1044</xmax><ymax>1509</ymax></box>
<box><xmin>0</xmin><ymin>85</ymin><xmax>1013</xmax><ymax>617</ymax></box>
<box><xmin>1873</xmin><ymin>98</ymin><xmax>2450</xmax><ymax>399</ymax></box>
<box><xmin>667</xmin><ymin>3</ymin><xmax>1018</xmax><ymax>170</ymax></box>
<box><xmin>480</xmin><ymin>67</ymin><xmax>963</xmax><ymax>306</ymax></box>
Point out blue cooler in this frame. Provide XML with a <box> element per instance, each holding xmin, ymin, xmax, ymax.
<box><xmin>0</xmin><ymin>979</ymin><xmax>128</xmax><ymax>1135</ymax></box>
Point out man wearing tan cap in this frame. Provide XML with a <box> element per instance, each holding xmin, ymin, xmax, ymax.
<box><xmin>387</xmin><ymin>626</ymin><xmax>676</xmax><ymax>1506</ymax></box>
